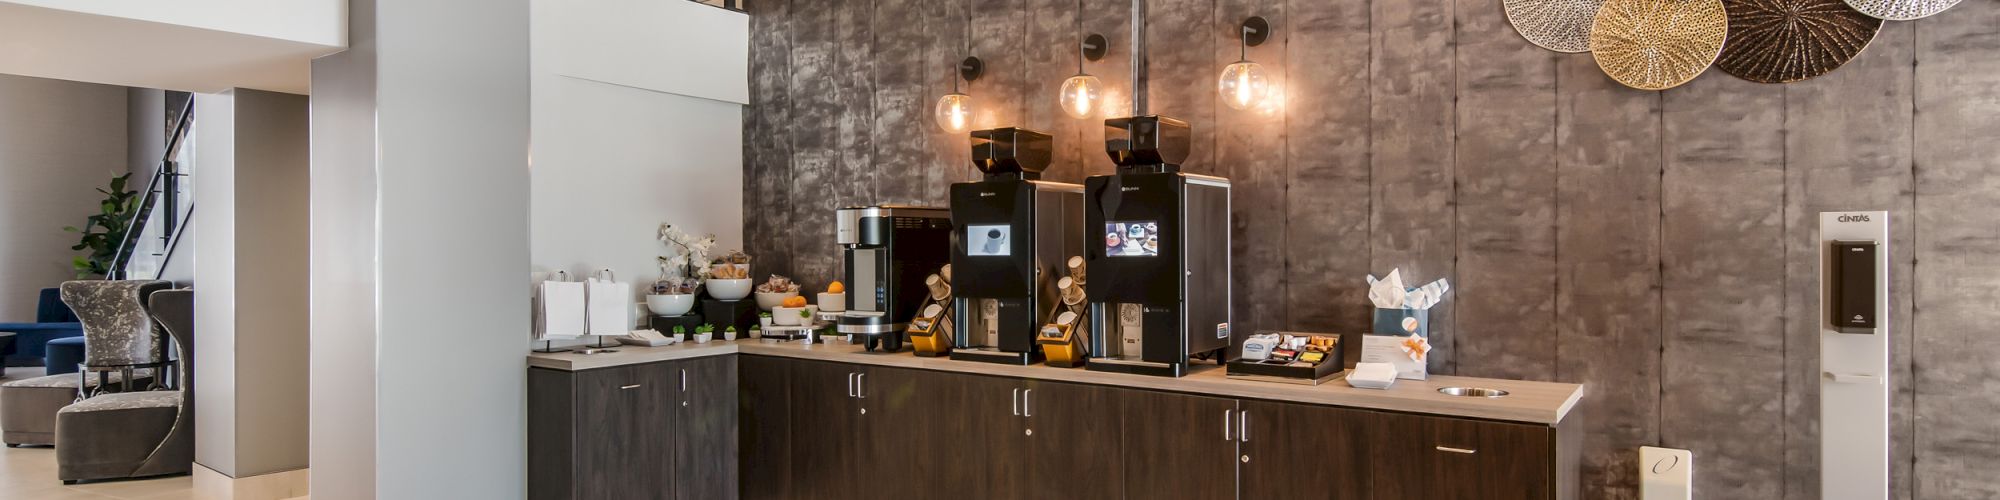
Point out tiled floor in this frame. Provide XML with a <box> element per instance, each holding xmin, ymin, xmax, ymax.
<box><xmin>0</xmin><ymin>366</ymin><xmax>193</xmax><ymax>500</ymax></box>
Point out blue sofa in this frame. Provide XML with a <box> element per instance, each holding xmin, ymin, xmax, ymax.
<box><xmin>0</xmin><ymin>288</ymin><xmax>85</xmax><ymax>367</ymax></box>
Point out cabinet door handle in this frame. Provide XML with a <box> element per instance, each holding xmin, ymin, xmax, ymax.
<box><xmin>1239</xmin><ymin>410</ymin><xmax>1249</xmax><ymax>442</ymax></box>
<box><xmin>856</xmin><ymin>373</ymin><xmax>866</xmax><ymax>399</ymax></box>
<box><xmin>846</xmin><ymin>372</ymin><xmax>856</xmax><ymax>398</ymax></box>
<box><xmin>1023</xmin><ymin>389</ymin><xmax>1033</xmax><ymax>417</ymax></box>
<box><xmin>1224</xmin><ymin>410</ymin><xmax>1232</xmax><ymax>441</ymax></box>
<box><xmin>680</xmin><ymin>369</ymin><xmax>688</xmax><ymax>392</ymax></box>
<box><xmin>1012</xmin><ymin>388</ymin><xmax>1020</xmax><ymax>416</ymax></box>
<box><xmin>1436</xmin><ymin>446</ymin><xmax>1478</xmax><ymax>454</ymax></box>
<box><xmin>619</xmin><ymin>384</ymin><xmax>642</xmax><ymax>390</ymax></box>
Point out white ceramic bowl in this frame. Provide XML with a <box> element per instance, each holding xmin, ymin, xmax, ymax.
<box><xmin>817</xmin><ymin>292</ymin><xmax>846</xmax><ymax>312</ymax></box>
<box><xmin>754</xmin><ymin>290</ymin><xmax>799</xmax><ymax>311</ymax></box>
<box><xmin>772</xmin><ymin>305</ymin><xmax>819</xmax><ymax>326</ymax></box>
<box><xmin>705</xmin><ymin>278</ymin><xmax>753</xmax><ymax>300</ymax></box>
<box><xmin>645</xmin><ymin>294</ymin><xmax>695</xmax><ymax>316</ymax></box>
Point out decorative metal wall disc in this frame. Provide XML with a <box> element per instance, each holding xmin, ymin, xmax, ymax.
<box><xmin>1505</xmin><ymin>0</ymin><xmax>1610</xmax><ymax>53</ymax></box>
<box><xmin>1718</xmin><ymin>0</ymin><xmax>1882</xmax><ymax>83</ymax></box>
<box><xmin>1845</xmin><ymin>0</ymin><xmax>1960</xmax><ymax>20</ymax></box>
<box><xmin>1590</xmin><ymin>0</ymin><xmax>1730</xmax><ymax>90</ymax></box>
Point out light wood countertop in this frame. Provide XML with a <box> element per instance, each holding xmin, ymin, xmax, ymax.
<box><xmin>528</xmin><ymin>339</ymin><xmax>1585</xmax><ymax>425</ymax></box>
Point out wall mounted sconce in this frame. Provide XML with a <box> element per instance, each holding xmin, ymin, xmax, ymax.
<box><xmin>1218</xmin><ymin>16</ymin><xmax>1271</xmax><ymax>111</ymax></box>
<box><xmin>1060</xmin><ymin>34</ymin><xmax>1109</xmax><ymax>119</ymax></box>
<box><xmin>937</xmin><ymin>56</ymin><xmax>983</xmax><ymax>133</ymax></box>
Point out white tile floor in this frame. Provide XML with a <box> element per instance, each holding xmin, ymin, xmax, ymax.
<box><xmin>1</xmin><ymin>366</ymin><xmax>193</xmax><ymax>500</ymax></box>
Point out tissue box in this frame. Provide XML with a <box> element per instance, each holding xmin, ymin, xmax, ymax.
<box><xmin>1372</xmin><ymin>308</ymin><xmax>1428</xmax><ymax>337</ymax></box>
<box><xmin>1360</xmin><ymin>334</ymin><xmax>1428</xmax><ymax>380</ymax></box>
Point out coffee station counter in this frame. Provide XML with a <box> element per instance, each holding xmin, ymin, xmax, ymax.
<box><xmin>527</xmin><ymin>339</ymin><xmax>1583</xmax><ymax>425</ymax></box>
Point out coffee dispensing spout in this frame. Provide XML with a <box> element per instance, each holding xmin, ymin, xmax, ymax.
<box><xmin>971</xmin><ymin>127</ymin><xmax>1055</xmax><ymax>180</ymax></box>
<box><xmin>1103</xmin><ymin>115</ymin><xmax>1191</xmax><ymax>174</ymax></box>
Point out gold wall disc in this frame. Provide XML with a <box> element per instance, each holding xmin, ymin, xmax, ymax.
<box><xmin>1845</xmin><ymin>0</ymin><xmax>1961</xmax><ymax>20</ymax></box>
<box><xmin>1718</xmin><ymin>0</ymin><xmax>1882</xmax><ymax>83</ymax></box>
<box><xmin>1590</xmin><ymin>0</ymin><xmax>1730</xmax><ymax>90</ymax></box>
<box><xmin>1505</xmin><ymin>0</ymin><xmax>1610</xmax><ymax>53</ymax></box>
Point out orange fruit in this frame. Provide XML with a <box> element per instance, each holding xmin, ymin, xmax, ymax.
<box><xmin>783</xmin><ymin>295</ymin><xmax>808</xmax><ymax>308</ymax></box>
<box><xmin>827</xmin><ymin>281</ymin><xmax>846</xmax><ymax>293</ymax></box>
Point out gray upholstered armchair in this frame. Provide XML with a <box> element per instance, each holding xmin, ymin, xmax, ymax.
<box><xmin>56</xmin><ymin>288</ymin><xmax>195</xmax><ymax>482</ymax></box>
<box><xmin>0</xmin><ymin>280</ymin><xmax>166</xmax><ymax>447</ymax></box>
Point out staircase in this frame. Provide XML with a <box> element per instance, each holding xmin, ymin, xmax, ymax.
<box><xmin>110</xmin><ymin>97</ymin><xmax>195</xmax><ymax>281</ymax></box>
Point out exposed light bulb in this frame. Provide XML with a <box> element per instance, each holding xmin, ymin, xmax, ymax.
<box><xmin>935</xmin><ymin>93</ymin><xmax>973</xmax><ymax>133</ymax></box>
<box><xmin>1058</xmin><ymin>74</ymin><xmax>1103</xmax><ymax>119</ymax></box>
<box><xmin>1218</xmin><ymin>61</ymin><xmax>1269</xmax><ymax>111</ymax></box>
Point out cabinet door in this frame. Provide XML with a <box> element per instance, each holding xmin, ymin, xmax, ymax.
<box><xmin>852</xmin><ymin>366</ymin><xmax>963</xmax><ymax>499</ymax></box>
<box><xmin>1023</xmin><ymin>380</ymin><xmax>1124</xmax><ymax>500</ymax></box>
<box><xmin>1372</xmin><ymin>413</ymin><xmax>1553</xmax><ymax>500</ymax></box>
<box><xmin>787</xmin><ymin>360</ymin><xmax>863</xmax><ymax>500</ymax></box>
<box><xmin>1120</xmin><ymin>390</ymin><xmax>1238</xmax><ymax>499</ymax></box>
<box><xmin>1239</xmin><ymin>400</ymin><xmax>1370</xmax><ymax>500</ymax></box>
<box><xmin>676</xmin><ymin>356</ymin><xmax>739</xmax><ymax>500</ymax></box>
<box><xmin>576</xmin><ymin>364</ymin><xmax>679</xmax><ymax>500</ymax></box>
<box><xmin>926</xmin><ymin>373</ymin><xmax>1028</xmax><ymax>500</ymax></box>
<box><xmin>738</xmin><ymin>356</ymin><xmax>793</xmax><ymax>500</ymax></box>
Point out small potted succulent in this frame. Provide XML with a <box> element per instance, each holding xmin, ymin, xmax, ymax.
<box><xmin>758</xmin><ymin>311</ymin><xmax>774</xmax><ymax>331</ymax></box>
<box><xmin>694</xmin><ymin>324</ymin><xmax>715</xmax><ymax>343</ymax></box>
<box><xmin>723</xmin><ymin>325</ymin><xmax>739</xmax><ymax>341</ymax></box>
<box><xmin>671</xmin><ymin>325</ymin><xmax>688</xmax><ymax>341</ymax></box>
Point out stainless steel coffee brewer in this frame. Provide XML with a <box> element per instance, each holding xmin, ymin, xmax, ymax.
<box><xmin>947</xmin><ymin>128</ymin><xmax>1085</xmax><ymax>365</ymax></box>
<box><xmin>1083</xmin><ymin>115</ymin><xmax>1234</xmax><ymax>377</ymax></box>
<box><xmin>836</xmin><ymin>205</ymin><xmax>953</xmax><ymax>352</ymax></box>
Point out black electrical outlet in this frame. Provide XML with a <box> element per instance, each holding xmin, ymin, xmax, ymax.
<box><xmin>1832</xmin><ymin>240</ymin><xmax>1878</xmax><ymax>334</ymax></box>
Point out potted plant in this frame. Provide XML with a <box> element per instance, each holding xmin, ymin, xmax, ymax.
<box><xmin>723</xmin><ymin>325</ymin><xmax>739</xmax><ymax>341</ymax></box>
<box><xmin>659</xmin><ymin>223</ymin><xmax>730</xmax><ymax>298</ymax></box>
<box><xmin>672</xmin><ymin>325</ymin><xmax>688</xmax><ymax>341</ymax></box>
<box><xmin>63</xmin><ymin>173</ymin><xmax>141</xmax><ymax>278</ymax></box>
<box><xmin>758</xmin><ymin>312</ymin><xmax>774</xmax><ymax>331</ymax></box>
<box><xmin>694</xmin><ymin>324</ymin><xmax>715</xmax><ymax>343</ymax></box>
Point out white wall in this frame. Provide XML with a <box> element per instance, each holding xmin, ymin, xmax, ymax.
<box><xmin>192</xmin><ymin>88</ymin><xmax>311</xmax><ymax>480</ymax></box>
<box><xmin>537</xmin><ymin>0</ymin><xmax>747</xmax><ymax>105</ymax></box>
<box><xmin>310</xmin><ymin>0</ymin><xmax>530</xmax><ymax>497</ymax></box>
<box><xmin>0</xmin><ymin>0</ymin><xmax>344</xmax><ymax>93</ymax></box>
<box><xmin>529</xmin><ymin>0</ymin><xmax>747</xmax><ymax>320</ymax></box>
<box><xmin>0</xmin><ymin>73</ymin><xmax>127</xmax><ymax>319</ymax></box>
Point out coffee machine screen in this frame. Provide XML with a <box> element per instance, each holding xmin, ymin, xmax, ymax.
<box><xmin>966</xmin><ymin>224</ymin><xmax>1012</xmax><ymax>256</ymax></box>
<box><xmin>1104</xmin><ymin>221</ymin><xmax>1160</xmax><ymax>257</ymax></box>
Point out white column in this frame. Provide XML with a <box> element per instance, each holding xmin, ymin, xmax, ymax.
<box><xmin>308</xmin><ymin>0</ymin><xmax>531</xmax><ymax>497</ymax></box>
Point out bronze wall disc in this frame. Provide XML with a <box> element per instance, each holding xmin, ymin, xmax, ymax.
<box><xmin>1718</xmin><ymin>0</ymin><xmax>1883</xmax><ymax>83</ymax></box>
<box><xmin>1591</xmin><ymin>0</ymin><xmax>1730</xmax><ymax>90</ymax></box>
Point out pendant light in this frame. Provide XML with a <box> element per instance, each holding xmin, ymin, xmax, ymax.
<box><xmin>1218</xmin><ymin>16</ymin><xmax>1271</xmax><ymax>111</ymax></box>
<box><xmin>936</xmin><ymin>57</ymin><xmax>982</xmax><ymax>133</ymax></box>
<box><xmin>935</xmin><ymin>1</ymin><xmax>981</xmax><ymax>133</ymax></box>
<box><xmin>1058</xmin><ymin>0</ymin><xmax>1108</xmax><ymax>119</ymax></box>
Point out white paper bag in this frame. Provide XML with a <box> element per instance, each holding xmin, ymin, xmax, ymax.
<box><xmin>534</xmin><ymin>271</ymin><xmax>585</xmax><ymax>341</ymax></box>
<box><xmin>584</xmin><ymin>269</ymin><xmax>633</xmax><ymax>336</ymax></box>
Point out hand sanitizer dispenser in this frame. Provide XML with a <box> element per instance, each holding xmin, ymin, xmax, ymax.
<box><xmin>1819</xmin><ymin>211</ymin><xmax>1888</xmax><ymax>498</ymax></box>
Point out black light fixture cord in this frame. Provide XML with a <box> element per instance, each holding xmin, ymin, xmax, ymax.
<box><xmin>1075</xmin><ymin>0</ymin><xmax>1086</xmax><ymax>74</ymax></box>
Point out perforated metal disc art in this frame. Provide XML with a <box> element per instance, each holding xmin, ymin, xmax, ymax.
<box><xmin>1717</xmin><ymin>0</ymin><xmax>1882</xmax><ymax>83</ymax></box>
<box><xmin>1845</xmin><ymin>0</ymin><xmax>1961</xmax><ymax>20</ymax></box>
<box><xmin>1590</xmin><ymin>0</ymin><xmax>1730</xmax><ymax>90</ymax></box>
<box><xmin>1505</xmin><ymin>0</ymin><xmax>1609</xmax><ymax>53</ymax></box>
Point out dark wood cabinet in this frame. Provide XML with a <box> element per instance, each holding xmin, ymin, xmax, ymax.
<box><xmin>1022</xmin><ymin>379</ymin><xmax>1124</xmax><ymax>500</ymax></box>
<box><xmin>1239</xmin><ymin>400</ymin><xmax>1372</xmax><ymax>500</ymax></box>
<box><xmin>784</xmin><ymin>359</ymin><xmax>865</xmax><ymax>500</ymax></box>
<box><xmin>738</xmin><ymin>356</ymin><xmax>792</xmax><ymax>500</ymax></box>
<box><xmin>674</xmin><ymin>355</ymin><xmax>739</xmax><ymax>500</ymax></box>
<box><xmin>1120</xmin><ymin>390</ymin><xmax>1240</xmax><ymax>500</ymax></box>
<box><xmin>1372</xmin><ymin>412</ymin><xmax>1554</xmax><ymax>500</ymax></box>
<box><xmin>529</xmin><ymin>363</ymin><xmax>678</xmax><ymax>500</ymax></box>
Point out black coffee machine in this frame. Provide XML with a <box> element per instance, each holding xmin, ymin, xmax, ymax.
<box><xmin>948</xmin><ymin>128</ymin><xmax>1085</xmax><ymax>365</ymax></box>
<box><xmin>836</xmin><ymin>205</ymin><xmax>952</xmax><ymax>352</ymax></box>
<box><xmin>1084</xmin><ymin>115</ymin><xmax>1234</xmax><ymax>377</ymax></box>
